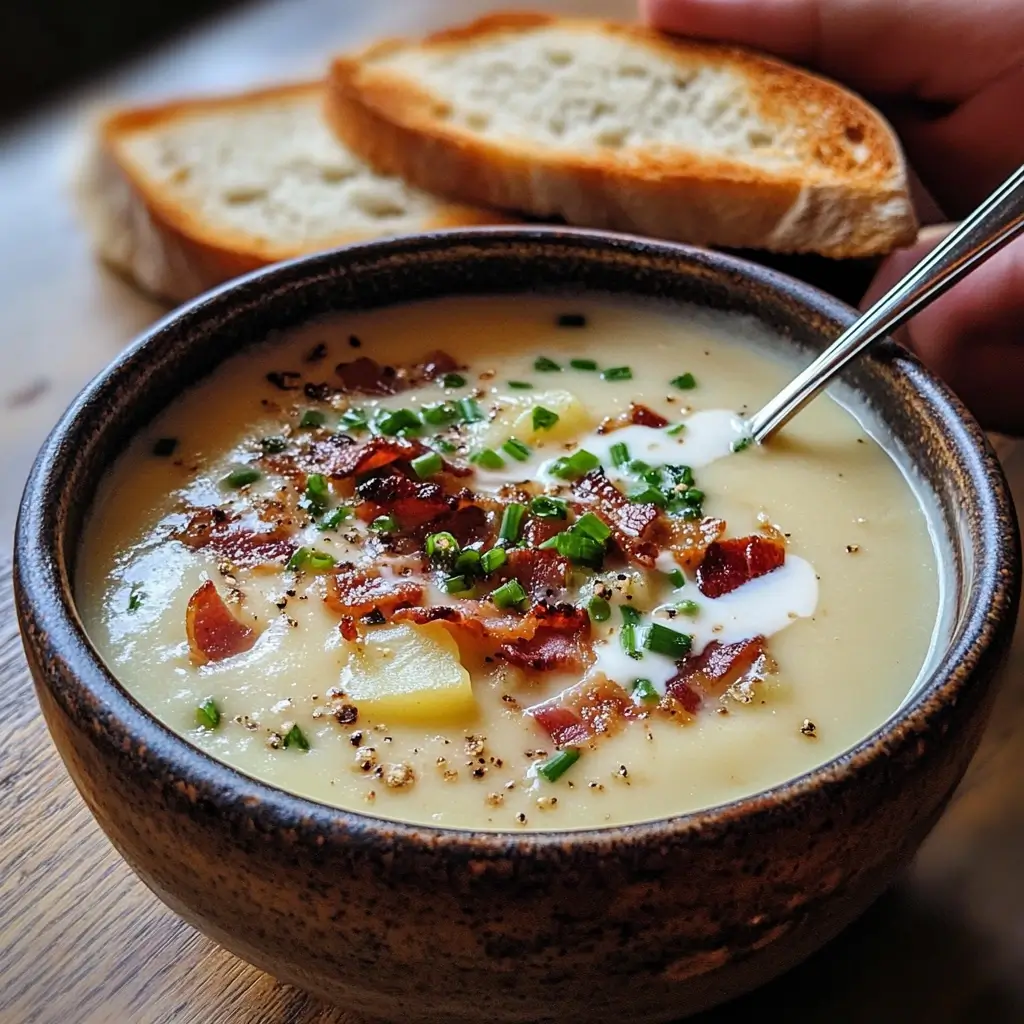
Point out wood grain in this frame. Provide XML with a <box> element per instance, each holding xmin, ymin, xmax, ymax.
<box><xmin>3</xmin><ymin>545</ymin><xmax>1024</xmax><ymax>1023</ymax></box>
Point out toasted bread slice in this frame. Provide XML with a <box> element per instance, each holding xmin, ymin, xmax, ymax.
<box><xmin>327</xmin><ymin>12</ymin><xmax>917</xmax><ymax>258</ymax></box>
<box><xmin>77</xmin><ymin>81</ymin><xmax>506</xmax><ymax>304</ymax></box>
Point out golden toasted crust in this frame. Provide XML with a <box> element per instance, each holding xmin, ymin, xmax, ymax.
<box><xmin>81</xmin><ymin>81</ymin><xmax>507</xmax><ymax>304</ymax></box>
<box><xmin>327</xmin><ymin>13</ymin><xmax>918</xmax><ymax>258</ymax></box>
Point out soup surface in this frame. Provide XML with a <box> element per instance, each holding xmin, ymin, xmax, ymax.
<box><xmin>78</xmin><ymin>297</ymin><xmax>940</xmax><ymax>830</ymax></box>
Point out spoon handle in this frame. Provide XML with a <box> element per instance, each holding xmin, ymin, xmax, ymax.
<box><xmin>748</xmin><ymin>164</ymin><xmax>1024</xmax><ymax>443</ymax></box>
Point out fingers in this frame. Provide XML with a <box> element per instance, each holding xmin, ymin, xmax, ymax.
<box><xmin>863</xmin><ymin>229</ymin><xmax>1024</xmax><ymax>435</ymax></box>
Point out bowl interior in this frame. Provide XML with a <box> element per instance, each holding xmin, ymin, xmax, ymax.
<box><xmin>16</xmin><ymin>228</ymin><xmax>1019</xmax><ymax>841</ymax></box>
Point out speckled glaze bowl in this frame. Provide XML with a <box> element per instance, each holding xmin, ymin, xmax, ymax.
<box><xmin>14</xmin><ymin>230</ymin><xmax>1020</xmax><ymax>1024</ymax></box>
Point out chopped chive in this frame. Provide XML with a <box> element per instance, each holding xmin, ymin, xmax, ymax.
<box><xmin>127</xmin><ymin>583</ymin><xmax>144</xmax><ymax>612</ymax></box>
<box><xmin>573</xmin><ymin>512</ymin><xmax>611</xmax><ymax>544</ymax></box>
<box><xmin>530</xmin><ymin>495</ymin><xmax>568</xmax><ymax>519</ymax></box>
<box><xmin>666</xmin><ymin>423</ymin><xmax>686</xmax><ymax>437</ymax></box>
<box><xmin>224</xmin><ymin>467</ymin><xmax>261</xmax><ymax>489</ymax></box>
<box><xmin>665</xmin><ymin>568</ymin><xmax>686</xmax><ymax>589</ymax></box>
<box><xmin>683</xmin><ymin>487</ymin><xmax>705</xmax><ymax>505</ymax></box>
<box><xmin>587</xmin><ymin>595</ymin><xmax>611</xmax><ymax>622</ymax></box>
<box><xmin>340</xmin><ymin>408</ymin><xmax>369</xmax><ymax>432</ymax></box>
<box><xmin>620</xmin><ymin>605</ymin><xmax>643</xmax><ymax>660</ymax></box>
<box><xmin>307</xmin><ymin>549</ymin><xmax>336</xmax><ymax>572</ymax></box>
<box><xmin>320</xmin><ymin>506</ymin><xmax>352</xmax><ymax>530</ymax></box>
<box><xmin>676</xmin><ymin>599</ymin><xmax>700</xmax><ymax>616</ymax></box>
<box><xmin>492</xmin><ymin>578</ymin><xmax>529</xmax><ymax>610</ymax></box>
<box><xmin>537</xmin><ymin>747</ymin><xmax>580</xmax><ymax>781</ymax></box>
<box><xmin>610</xmin><ymin>442</ymin><xmax>630</xmax><ymax>468</ymax></box>
<box><xmin>508</xmin><ymin>380</ymin><xmax>534</xmax><ymax>390</ymax></box>
<box><xmin>681</xmin><ymin>507</ymin><xmax>702</xmax><ymax>521</ymax></box>
<box><xmin>534</xmin><ymin>356</ymin><xmax>562</xmax><ymax>372</ymax></box>
<box><xmin>556</xmin><ymin>313</ymin><xmax>587</xmax><ymax>329</ymax></box>
<box><xmin>549</xmin><ymin>449</ymin><xmax>599</xmax><ymax>480</ymax></box>
<box><xmin>631</xmin><ymin>679</ymin><xmax>660</xmax><ymax>705</ymax></box>
<box><xmin>376</xmin><ymin>408</ymin><xmax>421</xmax><ymax>436</ymax></box>
<box><xmin>152</xmin><ymin>437</ymin><xmax>178</xmax><ymax>457</ymax></box>
<box><xmin>371</xmin><ymin>514</ymin><xmax>398</xmax><ymax>534</ymax></box>
<box><xmin>532</xmin><ymin>406</ymin><xmax>560</xmax><ymax>431</ymax></box>
<box><xmin>541</xmin><ymin>531</ymin><xmax>604</xmax><ymax>569</ymax></box>
<box><xmin>671</xmin><ymin>373</ymin><xmax>697</xmax><ymax>390</ymax></box>
<box><xmin>498</xmin><ymin>502</ymin><xmax>528</xmax><ymax>545</ymax></box>
<box><xmin>454</xmin><ymin>548</ymin><xmax>482</xmax><ymax>577</ymax></box>
<box><xmin>601</xmin><ymin>366</ymin><xmax>632</xmax><ymax>382</ymax></box>
<box><xmin>411</xmin><ymin>452</ymin><xmax>443</xmax><ymax>478</ymax></box>
<box><xmin>195</xmin><ymin>697</ymin><xmax>221</xmax><ymax>729</ymax></box>
<box><xmin>502</xmin><ymin>437</ymin><xmax>531</xmax><ymax>462</ymax></box>
<box><xmin>471</xmin><ymin>448</ymin><xmax>505</xmax><ymax>470</ymax></box>
<box><xmin>287</xmin><ymin>546</ymin><xmax>310</xmax><ymax>571</ymax></box>
<box><xmin>425</xmin><ymin>531</ymin><xmax>460</xmax><ymax>565</ymax></box>
<box><xmin>480</xmin><ymin>547</ymin><xmax>507</xmax><ymax>574</ymax></box>
<box><xmin>442</xmin><ymin>372</ymin><xmax>467</xmax><ymax>388</ymax></box>
<box><xmin>628</xmin><ymin>459</ymin><xmax>652</xmax><ymax>476</ymax></box>
<box><xmin>620</xmin><ymin>606</ymin><xmax>642</xmax><ymax>625</ymax></box>
<box><xmin>432</xmin><ymin>438</ymin><xmax>457</xmax><ymax>454</ymax></box>
<box><xmin>643</xmin><ymin>622</ymin><xmax>693</xmax><ymax>659</ymax></box>
<box><xmin>422</xmin><ymin>402</ymin><xmax>459</xmax><ymax>425</ymax></box>
<box><xmin>444</xmin><ymin>574</ymin><xmax>472</xmax><ymax>595</ymax></box>
<box><xmin>458</xmin><ymin>397</ymin><xmax>484</xmax><ymax>423</ymax></box>
<box><xmin>261</xmin><ymin>435</ymin><xmax>288</xmax><ymax>453</ymax></box>
<box><xmin>300</xmin><ymin>409</ymin><xmax>327</xmax><ymax>429</ymax></box>
<box><xmin>731</xmin><ymin>436</ymin><xmax>753</xmax><ymax>453</ymax></box>
<box><xmin>282</xmin><ymin>723</ymin><xmax>310</xmax><ymax>751</ymax></box>
<box><xmin>569</xmin><ymin>358</ymin><xmax>598</xmax><ymax>371</ymax></box>
<box><xmin>304</xmin><ymin>473</ymin><xmax>330</xmax><ymax>511</ymax></box>
<box><xmin>627</xmin><ymin>484</ymin><xmax>665</xmax><ymax>506</ymax></box>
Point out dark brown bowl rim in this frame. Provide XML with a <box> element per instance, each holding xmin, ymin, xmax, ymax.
<box><xmin>14</xmin><ymin>226</ymin><xmax>1021</xmax><ymax>854</ymax></box>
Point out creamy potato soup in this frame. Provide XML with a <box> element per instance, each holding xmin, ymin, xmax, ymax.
<box><xmin>77</xmin><ymin>297</ymin><xmax>941</xmax><ymax>831</ymax></box>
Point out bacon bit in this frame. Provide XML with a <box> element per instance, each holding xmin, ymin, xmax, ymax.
<box><xmin>185</xmin><ymin>580</ymin><xmax>257</xmax><ymax>664</ymax></box>
<box><xmin>428</xmin><ymin>503</ymin><xmax>493</xmax><ymax>547</ymax></box>
<box><xmin>356</xmin><ymin>470</ymin><xmax>454</xmax><ymax>530</ymax></box>
<box><xmin>573</xmin><ymin>470</ymin><xmax>660</xmax><ymax>568</ymax></box>
<box><xmin>696</xmin><ymin>535</ymin><xmax>785</xmax><ymax>598</ymax></box>
<box><xmin>522</xmin><ymin>514</ymin><xmax>563</xmax><ymax>548</ymax></box>
<box><xmin>336</xmin><ymin>356</ymin><xmax>401</xmax><ymax>395</ymax></box>
<box><xmin>321</xmin><ymin>436</ymin><xmax>427</xmax><ymax>477</ymax></box>
<box><xmin>529</xmin><ymin>678</ymin><xmax>635</xmax><ymax>746</ymax></box>
<box><xmin>175</xmin><ymin>508</ymin><xmax>296</xmax><ymax>567</ymax></box>
<box><xmin>326</xmin><ymin>567</ymin><xmax>424</xmax><ymax>618</ymax></box>
<box><xmin>600</xmin><ymin>402</ymin><xmax>670</xmax><ymax>433</ymax></box>
<box><xmin>499</xmin><ymin>607</ymin><xmax>591</xmax><ymax>673</ymax></box>
<box><xmin>419</xmin><ymin>350</ymin><xmax>461</xmax><ymax>380</ymax></box>
<box><xmin>339</xmin><ymin>616</ymin><xmax>359</xmax><ymax>641</ymax></box>
<box><xmin>661</xmin><ymin>516</ymin><xmax>726</xmax><ymax>572</ymax></box>
<box><xmin>495</xmin><ymin>547</ymin><xmax>570</xmax><ymax>601</ymax></box>
<box><xmin>667</xmin><ymin>637</ymin><xmax>768</xmax><ymax>709</ymax></box>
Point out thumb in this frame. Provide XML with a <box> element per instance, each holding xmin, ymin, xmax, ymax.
<box><xmin>863</xmin><ymin>227</ymin><xmax>1024</xmax><ymax>435</ymax></box>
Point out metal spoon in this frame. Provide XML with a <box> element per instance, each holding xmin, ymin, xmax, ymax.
<box><xmin>747</xmin><ymin>165</ymin><xmax>1024</xmax><ymax>444</ymax></box>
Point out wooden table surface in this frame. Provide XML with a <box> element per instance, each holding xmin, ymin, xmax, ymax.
<box><xmin>2</xmin><ymin>1</ymin><xmax>1024</xmax><ymax>1022</ymax></box>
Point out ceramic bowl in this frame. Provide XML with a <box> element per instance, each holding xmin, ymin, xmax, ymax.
<box><xmin>14</xmin><ymin>229</ymin><xmax>1020</xmax><ymax>1023</ymax></box>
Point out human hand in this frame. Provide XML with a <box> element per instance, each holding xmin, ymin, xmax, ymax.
<box><xmin>642</xmin><ymin>0</ymin><xmax>1024</xmax><ymax>433</ymax></box>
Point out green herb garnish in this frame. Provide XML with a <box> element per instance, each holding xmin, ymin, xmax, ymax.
<box><xmin>492</xmin><ymin>578</ymin><xmax>529</xmax><ymax>611</ymax></box>
<box><xmin>676</xmin><ymin>599</ymin><xmax>700</xmax><ymax>616</ymax></box>
<box><xmin>534</xmin><ymin>356</ymin><xmax>561</xmax><ymax>372</ymax></box>
<box><xmin>304</xmin><ymin>473</ymin><xmax>330</xmax><ymax>511</ymax></box>
<box><xmin>549</xmin><ymin>449</ymin><xmax>599</xmax><ymax>480</ymax></box>
<box><xmin>320</xmin><ymin>506</ymin><xmax>353</xmax><ymax>531</ymax></box>
<box><xmin>282</xmin><ymin>723</ymin><xmax>310</xmax><ymax>751</ymax></box>
<box><xmin>458</xmin><ymin>397</ymin><xmax>484</xmax><ymax>423</ymax></box>
<box><xmin>731</xmin><ymin>436</ymin><xmax>753</xmax><ymax>453</ymax></box>
<box><xmin>666</xmin><ymin>423</ymin><xmax>686</xmax><ymax>436</ymax></box>
<box><xmin>540</xmin><ymin>531</ymin><xmax>604</xmax><ymax>569</ymax></box>
<box><xmin>442</xmin><ymin>372</ymin><xmax>467</xmax><ymax>388</ymax></box>
<box><xmin>508</xmin><ymin>380</ymin><xmax>533</xmax><ymax>390</ymax></box>
<box><xmin>587</xmin><ymin>595</ymin><xmax>611</xmax><ymax>622</ymax></box>
<box><xmin>480</xmin><ymin>547</ymin><xmax>507</xmax><ymax>574</ymax></box>
<box><xmin>631</xmin><ymin>679</ymin><xmax>660</xmax><ymax>705</ymax></box>
<box><xmin>532</xmin><ymin>406</ymin><xmax>560</xmax><ymax>431</ymax></box>
<box><xmin>601</xmin><ymin>366</ymin><xmax>632</xmax><ymax>382</ymax></box>
<box><xmin>411</xmin><ymin>451</ymin><xmax>443</xmax><ymax>478</ymax></box>
<box><xmin>340</xmin><ymin>408</ymin><xmax>369</xmax><ymax>432</ymax></box>
<box><xmin>530</xmin><ymin>495</ymin><xmax>568</xmax><ymax>519</ymax></box>
<box><xmin>422</xmin><ymin>402</ymin><xmax>459</xmax><ymax>426</ymax></box>
<box><xmin>287</xmin><ymin>546</ymin><xmax>336</xmax><ymax>573</ymax></box>
<box><xmin>502</xmin><ymin>437</ymin><xmax>531</xmax><ymax>462</ymax></box>
<box><xmin>536</xmin><ymin>747</ymin><xmax>580</xmax><ymax>781</ymax></box>
<box><xmin>609</xmin><ymin>441</ymin><xmax>630</xmax><ymax>468</ymax></box>
<box><xmin>471</xmin><ymin>448</ymin><xmax>505</xmax><ymax>471</ymax></box>
<box><xmin>195</xmin><ymin>697</ymin><xmax>221</xmax><ymax>730</ymax></box>
<box><xmin>299</xmin><ymin>409</ymin><xmax>327</xmax><ymax>429</ymax></box>
<box><xmin>671</xmin><ymin>373</ymin><xmax>697</xmax><ymax>390</ymax></box>
<box><xmin>261</xmin><ymin>435</ymin><xmax>288</xmax><ymax>453</ymax></box>
<box><xmin>127</xmin><ymin>583</ymin><xmax>144</xmax><ymax>613</ymax></box>
<box><xmin>665</xmin><ymin>568</ymin><xmax>686</xmax><ymax>589</ymax></box>
<box><xmin>498</xmin><ymin>503</ymin><xmax>528</xmax><ymax>546</ymax></box>
<box><xmin>444</xmin><ymin>574</ymin><xmax>472</xmax><ymax>594</ymax></box>
<box><xmin>454</xmin><ymin>548</ymin><xmax>482</xmax><ymax>577</ymax></box>
<box><xmin>569</xmin><ymin>358</ymin><xmax>598</xmax><ymax>371</ymax></box>
<box><xmin>572</xmin><ymin>512</ymin><xmax>611</xmax><ymax>544</ymax></box>
<box><xmin>371</xmin><ymin>514</ymin><xmax>398</xmax><ymax>534</ymax></box>
<box><xmin>643</xmin><ymin>622</ymin><xmax>693</xmax><ymax>659</ymax></box>
<box><xmin>620</xmin><ymin>606</ymin><xmax>643</xmax><ymax>660</ymax></box>
<box><xmin>224</xmin><ymin>466</ymin><xmax>261</xmax><ymax>489</ymax></box>
<box><xmin>426</xmin><ymin>531</ymin><xmax>460</xmax><ymax>565</ymax></box>
<box><xmin>376</xmin><ymin>408</ymin><xmax>421</xmax><ymax>436</ymax></box>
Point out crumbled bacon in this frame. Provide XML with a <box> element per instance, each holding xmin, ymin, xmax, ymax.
<box><xmin>499</xmin><ymin>604</ymin><xmax>591</xmax><ymax>672</ymax></box>
<box><xmin>419</xmin><ymin>350</ymin><xmax>461</xmax><ymax>380</ymax></box>
<box><xmin>356</xmin><ymin>470</ymin><xmax>454</xmax><ymax>530</ymax></box>
<box><xmin>573</xmin><ymin>470</ymin><xmax>660</xmax><ymax>567</ymax></box>
<box><xmin>600</xmin><ymin>403</ymin><xmax>670</xmax><ymax>433</ymax></box>
<box><xmin>185</xmin><ymin>580</ymin><xmax>257</xmax><ymax>663</ymax></box>
<box><xmin>336</xmin><ymin>356</ymin><xmax>401</xmax><ymax>395</ymax></box>
<box><xmin>310</xmin><ymin>435</ymin><xmax>470</xmax><ymax>480</ymax></box>
<box><xmin>495</xmin><ymin>548</ymin><xmax>570</xmax><ymax>601</ymax></box>
<box><xmin>522</xmin><ymin>514</ymin><xmax>563</xmax><ymax>548</ymax></box>
<box><xmin>339</xmin><ymin>616</ymin><xmax>359</xmax><ymax>641</ymax></box>
<box><xmin>392</xmin><ymin>601</ymin><xmax>587</xmax><ymax>650</ymax></box>
<box><xmin>661</xmin><ymin>516</ymin><xmax>726</xmax><ymax>572</ymax></box>
<box><xmin>175</xmin><ymin>508</ymin><xmax>296</xmax><ymax>567</ymax></box>
<box><xmin>422</xmin><ymin>502</ymin><xmax>493</xmax><ymax>547</ymax></box>
<box><xmin>696</xmin><ymin>535</ymin><xmax>785</xmax><ymax>598</ymax></box>
<box><xmin>528</xmin><ymin>678</ymin><xmax>636</xmax><ymax>746</ymax></box>
<box><xmin>667</xmin><ymin>637</ymin><xmax>769</xmax><ymax>709</ymax></box>
<box><xmin>326</xmin><ymin>567</ymin><xmax>424</xmax><ymax>618</ymax></box>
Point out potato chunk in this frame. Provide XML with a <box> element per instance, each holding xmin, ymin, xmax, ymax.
<box><xmin>484</xmin><ymin>389</ymin><xmax>593</xmax><ymax>448</ymax></box>
<box><xmin>339</xmin><ymin>622</ymin><xmax>475</xmax><ymax>721</ymax></box>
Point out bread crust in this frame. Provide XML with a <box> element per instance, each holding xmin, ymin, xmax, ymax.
<box><xmin>78</xmin><ymin>81</ymin><xmax>506</xmax><ymax>305</ymax></box>
<box><xmin>326</xmin><ymin>13</ymin><xmax>918</xmax><ymax>258</ymax></box>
